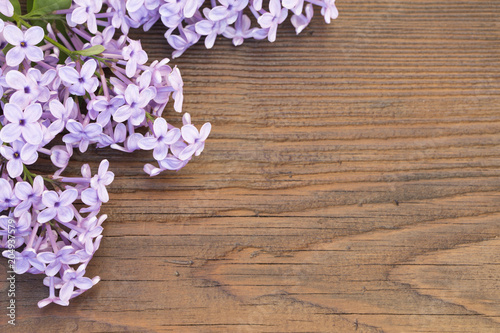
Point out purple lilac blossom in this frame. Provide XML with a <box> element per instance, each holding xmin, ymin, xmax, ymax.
<box><xmin>0</xmin><ymin>15</ymin><xmax>210</xmax><ymax>308</ymax></box>
<box><xmin>59</xmin><ymin>0</ymin><xmax>338</xmax><ymax>57</ymax></box>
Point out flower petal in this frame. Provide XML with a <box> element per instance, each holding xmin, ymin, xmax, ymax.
<box><xmin>57</xmin><ymin>206</ymin><xmax>74</xmax><ymax>222</ymax></box>
<box><xmin>60</xmin><ymin>189</ymin><xmax>78</xmax><ymax>206</ymax></box>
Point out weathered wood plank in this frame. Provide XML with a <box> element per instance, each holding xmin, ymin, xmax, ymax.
<box><xmin>1</xmin><ymin>0</ymin><xmax>500</xmax><ymax>332</ymax></box>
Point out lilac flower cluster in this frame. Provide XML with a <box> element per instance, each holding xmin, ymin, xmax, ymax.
<box><xmin>0</xmin><ymin>0</ymin><xmax>210</xmax><ymax>307</ymax></box>
<box><xmin>58</xmin><ymin>0</ymin><xmax>338</xmax><ymax>57</ymax></box>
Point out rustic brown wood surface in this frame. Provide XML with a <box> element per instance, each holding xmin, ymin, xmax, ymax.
<box><xmin>2</xmin><ymin>0</ymin><xmax>500</xmax><ymax>332</ymax></box>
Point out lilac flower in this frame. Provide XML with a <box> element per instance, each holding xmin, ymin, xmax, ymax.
<box><xmin>107</xmin><ymin>0</ymin><xmax>131</xmax><ymax>34</ymax></box>
<box><xmin>90</xmin><ymin>96</ymin><xmax>125</xmax><ymax>126</ymax></box>
<box><xmin>38</xmin><ymin>277</ymin><xmax>69</xmax><ymax>307</ymax></box>
<box><xmin>282</xmin><ymin>0</ymin><xmax>304</xmax><ymax>15</ymax></box>
<box><xmin>27</xmin><ymin>68</ymin><xmax>56</xmax><ymax>90</ymax></box>
<box><xmin>0</xmin><ymin>103</ymin><xmax>43</xmax><ymax>145</ymax></box>
<box><xmin>139</xmin><ymin>118</ymin><xmax>181</xmax><ymax>160</ymax></box>
<box><xmin>143</xmin><ymin>163</ymin><xmax>163</xmax><ymax>176</ymax></box>
<box><xmin>48</xmin><ymin>98</ymin><xmax>76</xmax><ymax>135</ymax></box>
<box><xmin>291</xmin><ymin>4</ymin><xmax>314</xmax><ymax>34</ymax></box>
<box><xmin>168</xmin><ymin>67</ymin><xmax>184</xmax><ymax>112</ymax></box>
<box><xmin>38</xmin><ymin>189</ymin><xmax>78</xmax><ymax>223</ymax></box>
<box><xmin>113</xmin><ymin>84</ymin><xmax>156</xmax><ymax>125</ymax></box>
<box><xmin>0</xmin><ymin>0</ymin><xmax>14</xmax><ymax>17</ymax></box>
<box><xmin>209</xmin><ymin>0</ymin><xmax>248</xmax><ymax>25</ymax></box>
<box><xmin>179</xmin><ymin>122</ymin><xmax>211</xmax><ymax>160</ymax></box>
<box><xmin>71</xmin><ymin>0</ymin><xmax>103</xmax><ymax>33</ymax></box>
<box><xmin>159</xmin><ymin>154</ymin><xmax>189</xmax><ymax>171</ymax></box>
<box><xmin>3</xmin><ymin>25</ymin><xmax>44</xmax><ymax>66</ymax></box>
<box><xmin>0</xmin><ymin>179</ymin><xmax>20</xmax><ymax>212</ymax></box>
<box><xmin>127</xmin><ymin>0</ymin><xmax>160</xmax><ymax>14</ymax></box>
<box><xmin>38</xmin><ymin>246</ymin><xmax>80</xmax><ymax>277</ymax></box>
<box><xmin>122</xmin><ymin>39</ymin><xmax>148</xmax><ymax>78</ymax></box>
<box><xmin>110</xmin><ymin>132</ymin><xmax>144</xmax><ymax>153</ymax></box>
<box><xmin>5</xmin><ymin>70</ymin><xmax>43</xmax><ymax>108</ymax></box>
<box><xmin>222</xmin><ymin>14</ymin><xmax>254</xmax><ymax>46</ymax></box>
<box><xmin>160</xmin><ymin>0</ymin><xmax>201</xmax><ymax>20</ymax></box>
<box><xmin>76</xmin><ymin>216</ymin><xmax>103</xmax><ymax>246</ymax></box>
<box><xmin>321</xmin><ymin>0</ymin><xmax>338</xmax><ymax>24</ymax></box>
<box><xmin>59</xmin><ymin>60</ymin><xmax>99</xmax><ymax>96</ymax></box>
<box><xmin>62</xmin><ymin>120</ymin><xmax>103</xmax><ymax>153</ymax></box>
<box><xmin>2</xmin><ymin>248</ymin><xmax>45</xmax><ymax>274</ymax></box>
<box><xmin>0</xmin><ymin>140</ymin><xmax>38</xmax><ymax>178</ymax></box>
<box><xmin>257</xmin><ymin>0</ymin><xmax>288</xmax><ymax>42</ymax></box>
<box><xmin>195</xmin><ymin>8</ymin><xmax>228</xmax><ymax>49</ymax></box>
<box><xmin>166</xmin><ymin>25</ymin><xmax>200</xmax><ymax>58</ymax></box>
<box><xmin>90</xmin><ymin>159</ymin><xmax>114</xmax><ymax>203</ymax></box>
<box><xmin>80</xmin><ymin>187</ymin><xmax>101</xmax><ymax>213</ymax></box>
<box><xmin>59</xmin><ymin>265</ymin><xmax>94</xmax><ymax>303</ymax></box>
<box><xmin>14</xmin><ymin>176</ymin><xmax>44</xmax><ymax>216</ymax></box>
<box><xmin>50</xmin><ymin>145</ymin><xmax>73</xmax><ymax>170</ymax></box>
<box><xmin>0</xmin><ymin>214</ymin><xmax>30</xmax><ymax>247</ymax></box>
<box><xmin>0</xmin><ymin>12</ymin><xmax>212</xmax><ymax>308</ymax></box>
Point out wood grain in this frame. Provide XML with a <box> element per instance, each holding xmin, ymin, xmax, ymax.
<box><xmin>2</xmin><ymin>0</ymin><xmax>500</xmax><ymax>332</ymax></box>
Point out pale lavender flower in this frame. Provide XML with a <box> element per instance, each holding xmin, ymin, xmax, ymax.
<box><xmin>321</xmin><ymin>0</ymin><xmax>338</xmax><ymax>24</ymax></box>
<box><xmin>5</xmin><ymin>70</ymin><xmax>43</xmax><ymax>108</ymax></box>
<box><xmin>143</xmin><ymin>163</ymin><xmax>163</xmax><ymax>176</ymax></box>
<box><xmin>168</xmin><ymin>67</ymin><xmax>184</xmax><ymax>112</ymax></box>
<box><xmin>48</xmin><ymin>98</ymin><xmax>76</xmax><ymax>135</ymax></box>
<box><xmin>38</xmin><ymin>246</ymin><xmax>80</xmax><ymax>277</ymax></box>
<box><xmin>14</xmin><ymin>176</ymin><xmax>44</xmax><ymax>216</ymax></box>
<box><xmin>0</xmin><ymin>103</ymin><xmax>43</xmax><ymax>145</ymax></box>
<box><xmin>0</xmin><ymin>214</ymin><xmax>30</xmax><ymax>247</ymax></box>
<box><xmin>0</xmin><ymin>140</ymin><xmax>38</xmax><ymax>178</ymax></box>
<box><xmin>110</xmin><ymin>132</ymin><xmax>144</xmax><ymax>152</ymax></box>
<box><xmin>0</xmin><ymin>179</ymin><xmax>20</xmax><ymax>211</ymax></box>
<box><xmin>167</xmin><ymin>25</ymin><xmax>200</xmax><ymax>58</ymax></box>
<box><xmin>160</xmin><ymin>0</ymin><xmax>200</xmax><ymax>20</ymax></box>
<box><xmin>3</xmin><ymin>25</ymin><xmax>44</xmax><ymax>66</ymax></box>
<box><xmin>179</xmin><ymin>122</ymin><xmax>211</xmax><ymax>160</ymax></box>
<box><xmin>76</xmin><ymin>234</ymin><xmax>103</xmax><ymax>261</ymax></box>
<box><xmin>76</xmin><ymin>216</ymin><xmax>103</xmax><ymax>245</ymax></box>
<box><xmin>282</xmin><ymin>0</ymin><xmax>304</xmax><ymax>15</ymax></box>
<box><xmin>62</xmin><ymin>120</ymin><xmax>103</xmax><ymax>153</ymax></box>
<box><xmin>59</xmin><ymin>265</ymin><xmax>94</xmax><ymax>303</ymax></box>
<box><xmin>2</xmin><ymin>248</ymin><xmax>45</xmax><ymax>274</ymax></box>
<box><xmin>159</xmin><ymin>154</ymin><xmax>189</xmax><ymax>171</ymax></box>
<box><xmin>127</xmin><ymin>0</ymin><xmax>160</xmax><ymax>13</ymax></box>
<box><xmin>113</xmin><ymin>84</ymin><xmax>155</xmax><ymax>125</ymax></box>
<box><xmin>59</xmin><ymin>60</ymin><xmax>99</xmax><ymax>96</ymax></box>
<box><xmin>90</xmin><ymin>159</ymin><xmax>114</xmax><ymax>203</ymax></box>
<box><xmin>257</xmin><ymin>0</ymin><xmax>288</xmax><ymax>42</ymax></box>
<box><xmin>122</xmin><ymin>39</ymin><xmax>148</xmax><ymax>78</ymax></box>
<box><xmin>50</xmin><ymin>145</ymin><xmax>73</xmax><ymax>170</ymax></box>
<box><xmin>38</xmin><ymin>277</ymin><xmax>69</xmax><ymax>307</ymax></box>
<box><xmin>91</xmin><ymin>96</ymin><xmax>125</xmax><ymax>126</ymax></box>
<box><xmin>0</xmin><ymin>0</ymin><xmax>14</xmax><ymax>17</ymax></box>
<box><xmin>71</xmin><ymin>0</ymin><xmax>103</xmax><ymax>33</ymax></box>
<box><xmin>291</xmin><ymin>3</ymin><xmax>313</xmax><ymax>34</ymax></box>
<box><xmin>139</xmin><ymin>117</ymin><xmax>181</xmax><ymax>160</ymax></box>
<box><xmin>209</xmin><ymin>0</ymin><xmax>248</xmax><ymax>25</ymax></box>
<box><xmin>195</xmin><ymin>8</ymin><xmax>228</xmax><ymax>49</ymax></box>
<box><xmin>80</xmin><ymin>187</ymin><xmax>101</xmax><ymax>213</ymax></box>
<box><xmin>38</xmin><ymin>189</ymin><xmax>78</xmax><ymax>223</ymax></box>
<box><xmin>222</xmin><ymin>14</ymin><xmax>254</xmax><ymax>46</ymax></box>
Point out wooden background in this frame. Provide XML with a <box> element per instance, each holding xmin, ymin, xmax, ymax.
<box><xmin>2</xmin><ymin>0</ymin><xmax>500</xmax><ymax>331</ymax></box>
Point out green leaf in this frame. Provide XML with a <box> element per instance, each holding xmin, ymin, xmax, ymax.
<box><xmin>73</xmin><ymin>45</ymin><xmax>106</xmax><ymax>57</ymax></box>
<box><xmin>28</xmin><ymin>0</ymin><xmax>71</xmax><ymax>17</ymax></box>
<box><xmin>11</xmin><ymin>0</ymin><xmax>21</xmax><ymax>15</ymax></box>
<box><xmin>26</xmin><ymin>0</ymin><xmax>34</xmax><ymax>13</ymax></box>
